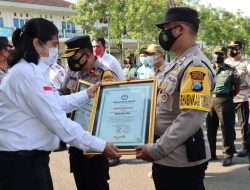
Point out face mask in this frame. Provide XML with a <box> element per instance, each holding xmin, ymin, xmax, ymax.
<box><xmin>213</xmin><ymin>54</ymin><xmax>224</xmax><ymax>64</ymax></box>
<box><xmin>147</xmin><ymin>55</ymin><xmax>158</xmax><ymax>66</ymax></box>
<box><xmin>140</xmin><ymin>57</ymin><xmax>148</xmax><ymax>65</ymax></box>
<box><xmin>229</xmin><ymin>49</ymin><xmax>240</xmax><ymax>57</ymax></box>
<box><xmin>159</xmin><ymin>25</ymin><xmax>182</xmax><ymax>51</ymax></box>
<box><xmin>67</xmin><ymin>53</ymin><xmax>86</xmax><ymax>71</ymax></box>
<box><xmin>93</xmin><ymin>47</ymin><xmax>103</xmax><ymax>57</ymax></box>
<box><xmin>38</xmin><ymin>41</ymin><xmax>58</xmax><ymax>65</ymax></box>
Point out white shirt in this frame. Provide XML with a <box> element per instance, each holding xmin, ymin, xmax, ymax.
<box><xmin>136</xmin><ymin>64</ymin><xmax>152</xmax><ymax>79</ymax></box>
<box><xmin>98</xmin><ymin>52</ymin><xmax>126</xmax><ymax>80</ymax></box>
<box><xmin>0</xmin><ymin>59</ymin><xmax>106</xmax><ymax>152</ymax></box>
<box><xmin>49</xmin><ymin>63</ymin><xmax>66</xmax><ymax>90</ymax></box>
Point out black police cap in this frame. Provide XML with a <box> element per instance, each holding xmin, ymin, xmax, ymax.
<box><xmin>62</xmin><ymin>35</ymin><xmax>92</xmax><ymax>58</ymax></box>
<box><xmin>156</xmin><ymin>7</ymin><xmax>200</xmax><ymax>29</ymax></box>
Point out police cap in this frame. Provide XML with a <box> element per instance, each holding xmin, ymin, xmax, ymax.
<box><xmin>214</xmin><ymin>46</ymin><xmax>227</xmax><ymax>55</ymax></box>
<box><xmin>156</xmin><ymin>7</ymin><xmax>200</xmax><ymax>29</ymax></box>
<box><xmin>62</xmin><ymin>35</ymin><xmax>92</xmax><ymax>58</ymax></box>
<box><xmin>228</xmin><ymin>40</ymin><xmax>243</xmax><ymax>49</ymax></box>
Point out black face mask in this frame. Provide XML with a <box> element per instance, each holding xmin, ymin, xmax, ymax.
<box><xmin>159</xmin><ymin>25</ymin><xmax>182</xmax><ymax>51</ymax></box>
<box><xmin>229</xmin><ymin>49</ymin><xmax>240</xmax><ymax>57</ymax></box>
<box><xmin>67</xmin><ymin>53</ymin><xmax>85</xmax><ymax>72</ymax></box>
<box><xmin>215</xmin><ymin>54</ymin><xmax>224</xmax><ymax>64</ymax></box>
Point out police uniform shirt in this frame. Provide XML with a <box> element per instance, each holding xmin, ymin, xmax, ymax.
<box><xmin>49</xmin><ymin>62</ymin><xmax>66</xmax><ymax>90</ymax></box>
<box><xmin>147</xmin><ymin>45</ymin><xmax>215</xmax><ymax>167</ymax></box>
<box><xmin>66</xmin><ymin>59</ymin><xmax>118</xmax><ymax>92</ymax></box>
<box><xmin>0</xmin><ymin>59</ymin><xmax>106</xmax><ymax>152</ymax></box>
<box><xmin>136</xmin><ymin>64</ymin><xmax>152</xmax><ymax>79</ymax></box>
<box><xmin>225</xmin><ymin>57</ymin><xmax>250</xmax><ymax>103</ymax></box>
<box><xmin>149</xmin><ymin>62</ymin><xmax>168</xmax><ymax>87</ymax></box>
<box><xmin>213</xmin><ymin>63</ymin><xmax>241</xmax><ymax>94</ymax></box>
<box><xmin>98</xmin><ymin>52</ymin><xmax>126</xmax><ymax>80</ymax></box>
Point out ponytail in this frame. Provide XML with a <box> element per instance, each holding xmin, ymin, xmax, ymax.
<box><xmin>10</xmin><ymin>18</ymin><xmax>58</xmax><ymax>67</ymax></box>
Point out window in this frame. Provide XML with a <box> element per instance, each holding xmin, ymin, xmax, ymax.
<box><xmin>61</xmin><ymin>21</ymin><xmax>76</xmax><ymax>33</ymax></box>
<box><xmin>14</xmin><ymin>12</ymin><xmax>17</xmax><ymax>16</ymax></box>
<box><xmin>0</xmin><ymin>17</ymin><xmax>3</xmax><ymax>27</ymax></box>
<box><xmin>13</xmin><ymin>18</ymin><xmax>19</xmax><ymax>28</ymax></box>
<box><xmin>50</xmin><ymin>15</ymin><xmax>52</xmax><ymax>19</ymax></box>
<box><xmin>45</xmin><ymin>15</ymin><xmax>47</xmax><ymax>19</ymax></box>
<box><xmin>0</xmin><ymin>11</ymin><xmax>2</xmax><ymax>15</ymax></box>
<box><xmin>62</xmin><ymin>16</ymin><xmax>65</xmax><ymax>20</ymax></box>
<box><xmin>26</xmin><ymin>13</ymin><xmax>28</xmax><ymax>18</ymax></box>
<box><xmin>20</xmin><ymin>13</ymin><xmax>23</xmax><ymax>17</ymax></box>
<box><xmin>13</xmin><ymin>18</ymin><xmax>27</xmax><ymax>28</ymax></box>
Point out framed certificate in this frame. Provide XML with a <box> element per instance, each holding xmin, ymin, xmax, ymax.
<box><xmin>71</xmin><ymin>80</ymin><xmax>93</xmax><ymax>131</ymax></box>
<box><xmin>87</xmin><ymin>79</ymin><xmax>157</xmax><ymax>155</ymax></box>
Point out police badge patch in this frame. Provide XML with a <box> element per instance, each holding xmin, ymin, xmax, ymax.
<box><xmin>190</xmin><ymin>71</ymin><xmax>206</xmax><ymax>92</ymax></box>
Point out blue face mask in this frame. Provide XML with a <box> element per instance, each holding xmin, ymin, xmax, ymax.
<box><xmin>140</xmin><ymin>57</ymin><xmax>148</xmax><ymax>65</ymax></box>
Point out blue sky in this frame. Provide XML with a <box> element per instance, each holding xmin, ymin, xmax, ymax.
<box><xmin>66</xmin><ymin>0</ymin><xmax>250</xmax><ymax>17</ymax></box>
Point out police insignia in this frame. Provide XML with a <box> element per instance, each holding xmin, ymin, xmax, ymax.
<box><xmin>161</xmin><ymin>92</ymin><xmax>168</xmax><ymax>103</ymax></box>
<box><xmin>160</xmin><ymin>82</ymin><xmax>168</xmax><ymax>91</ymax></box>
<box><xmin>95</xmin><ymin>70</ymin><xmax>101</xmax><ymax>76</ymax></box>
<box><xmin>190</xmin><ymin>71</ymin><xmax>206</xmax><ymax>92</ymax></box>
<box><xmin>75</xmin><ymin>64</ymin><xmax>80</xmax><ymax>68</ymax></box>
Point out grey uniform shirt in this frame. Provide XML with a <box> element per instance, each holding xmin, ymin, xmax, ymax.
<box><xmin>225</xmin><ymin>57</ymin><xmax>250</xmax><ymax>103</ymax></box>
<box><xmin>147</xmin><ymin>45</ymin><xmax>215</xmax><ymax>167</ymax></box>
<box><xmin>0</xmin><ymin>67</ymin><xmax>8</xmax><ymax>84</ymax></box>
<box><xmin>149</xmin><ymin>62</ymin><xmax>168</xmax><ymax>88</ymax></box>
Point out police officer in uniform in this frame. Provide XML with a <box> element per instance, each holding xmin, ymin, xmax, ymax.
<box><xmin>0</xmin><ymin>37</ymin><xmax>13</xmax><ymax>84</ymax></box>
<box><xmin>206</xmin><ymin>47</ymin><xmax>241</xmax><ymax>166</ymax></box>
<box><xmin>226</xmin><ymin>40</ymin><xmax>250</xmax><ymax>157</ymax></box>
<box><xmin>62</xmin><ymin>35</ymin><xmax>119</xmax><ymax>190</ymax></box>
<box><xmin>136</xmin><ymin>7</ymin><xmax>215</xmax><ymax>190</ymax></box>
<box><xmin>145</xmin><ymin>44</ymin><xmax>168</xmax><ymax>87</ymax></box>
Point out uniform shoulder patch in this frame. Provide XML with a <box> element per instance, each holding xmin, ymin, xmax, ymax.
<box><xmin>179</xmin><ymin>66</ymin><xmax>211</xmax><ymax>112</ymax></box>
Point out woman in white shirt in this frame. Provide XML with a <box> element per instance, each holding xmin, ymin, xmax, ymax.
<box><xmin>0</xmin><ymin>18</ymin><xmax>120</xmax><ymax>190</ymax></box>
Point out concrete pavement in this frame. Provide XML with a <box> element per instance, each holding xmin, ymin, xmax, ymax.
<box><xmin>50</xmin><ymin>127</ymin><xmax>250</xmax><ymax>190</ymax></box>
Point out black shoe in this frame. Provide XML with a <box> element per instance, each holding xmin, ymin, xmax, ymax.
<box><xmin>237</xmin><ymin>148</ymin><xmax>248</xmax><ymax>157</ymax></box>
<box><xmin>210</xmin><ymin>152</ymin><xmax>217</xmax><ymax>160</ymax></box>
<box><xmin>109</xmin><ymin>158</ymin><xmax>120</xmax><ymax>167</ymax></box>
<box><xmin>53</xmin><ymin>144</ymin><xmax>67</xmax><ymax>152</ymax></box>
<box><xmin>221</xmin><ymin>157</ymin><xmax>233</xmax><ymax>166</ymax></box>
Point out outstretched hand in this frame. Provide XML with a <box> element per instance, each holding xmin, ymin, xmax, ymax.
<box><xmin>135</xmin><ymin>145</ymin><xmax>153</xmax><ymax>162</ymax></box>
<box><xmin>103</xmin><ymin>142</ymin><xmax>121</xmax><ymax>159</ymax></box>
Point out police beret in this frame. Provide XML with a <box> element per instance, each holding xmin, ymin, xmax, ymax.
<box><xmin>62</xmin><ymin>35</ymin><xmax>92</xmax><ymax>58</ymax></box>
<box><xmin>228</xmin><ymin>40</ymin><xmax>243</xmax><ymax>49</ymax></box>
<box><xmin>156</xmin><ymin>7</ymin><xmax>200</xmax><ymax>29</ymax></box>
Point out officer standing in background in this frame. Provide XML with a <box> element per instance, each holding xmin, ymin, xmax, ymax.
<box><xmin>123</xmin><ymin>53</ymin><xmax>138</xmax><ymax>78</ymax></box>
<box><xmin>62</xmin><ymin>35</ymin><xmax>119</xmax><ymax>190</ymax></box>
<box><xmin>144</xmin><ymin>44</ymin><xmax>168</xmax><ymax>87</ymax></box>
<box><xmin>226</xmin><ymin>40</ymin><xmax>250</xmax><ymax>157</ymax></box>
<box><xmin>0</xmin><ymin>37</ymin><xmax>13</xmax><ymax>84</ymax></box>
<box><xmin>206</xmin><ymin>47</ymin><xmax>241</xmax><ymax>166</ymax></box>
<box><xmin>136</xmin><ymin>7</ymin><xmax>215</xmax><ymax>190</ymax></box>
<box><xmin>92</xmin><ymin>37</ymin><xmax>126</xmax><ymax>80</ymax></box>
<box><xmin>136</xmin><ymin>48</ymin><xmax>153</xmax><ymax>79</ymax></box>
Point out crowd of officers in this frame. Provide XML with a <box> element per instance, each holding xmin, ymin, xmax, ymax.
<box><xmin>0</xmin><ymin>5</ymin><xmax>250</xmax><ymax>190</ymax></box>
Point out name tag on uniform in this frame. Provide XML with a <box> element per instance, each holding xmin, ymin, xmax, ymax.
<box><xmin>43</xmin><ymin>86</ymin><xmax>52</xmax><ymax>91</ymax></box>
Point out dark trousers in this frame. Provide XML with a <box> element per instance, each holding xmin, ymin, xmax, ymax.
<box><xmin>0</xmin><ymin>151</ymin><xmax>53</xmax><ymax>190</ymax></box>
<box><xmin>69</xmin><ymin>147</ymin><xmax>110</xmax><ymax>190</ymax></box>
<box><xmin>235</xmin><ymin>101</ymin><xmax>250</xmax><ymax>149</ymax></box>
<box><xmin>152</xmin><ymin>162</ymin><xmax>208</xmax><ymax>190</ymax></box>
<box><xmin>206</xmin><ymin>97</ymin><xmax>236</xmax><ymax>158</ymax></box>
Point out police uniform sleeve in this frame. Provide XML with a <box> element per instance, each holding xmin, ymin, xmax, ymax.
<box><xmin>147</xmin><ymin>62</ymin><xmax>214</xmax><ymax>161</ymax></box>
<box><xmin>15</xmin><ymin>76</ymin><xmax>106</xmax><ymax>152</ymax></box>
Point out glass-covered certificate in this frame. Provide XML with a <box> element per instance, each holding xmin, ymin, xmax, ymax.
<box><xmin>71</xmin><ymin>80</ymin><xmax>93</xmax><ymax>131</ymax></box>
<box><xmin>88</xmin><ymin>79</ymin><xmax>157</xmax><ymax>155</ymax></box>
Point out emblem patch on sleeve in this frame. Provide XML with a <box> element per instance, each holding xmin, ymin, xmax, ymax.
<box><xmin>179</xmin><ymin>66</ymin><xmax>211</xmax><ymax>112</ymax></box>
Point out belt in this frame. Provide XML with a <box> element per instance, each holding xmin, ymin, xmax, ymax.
<box><xmin>212</xmin><ymin>93</ymin><xmax>231</xmax><ymax>98</ymax></box>
<box><xmin>0</xmin><ymin>150</ymin><xmax>51</xmax><ymax>157</ymax></box>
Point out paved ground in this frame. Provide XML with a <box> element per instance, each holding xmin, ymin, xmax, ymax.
<box><xmin>50</xmin><ymin>127</ymin><xmax>250</xmax><ymax>190</ymax></box>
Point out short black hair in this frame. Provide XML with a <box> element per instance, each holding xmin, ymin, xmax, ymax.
<box><xmin>0</xmin><ymin>37</ymin><xmax>9</xmax><ymax>50</ymax></box>
<box><xmin>92</xmin><ymin>37</ymin><xmax>106</xmax><ymax>49</ymax></box>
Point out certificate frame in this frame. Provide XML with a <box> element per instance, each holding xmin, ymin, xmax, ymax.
<box><xmin>87</xmin><ymin>79</ymin><xmax>157</xmax><ymax>155</ymax></box>
<box><xmin>71</xmin><ymin>80</ymin><xmax>93</xmax><ymax>131</ymax></box>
